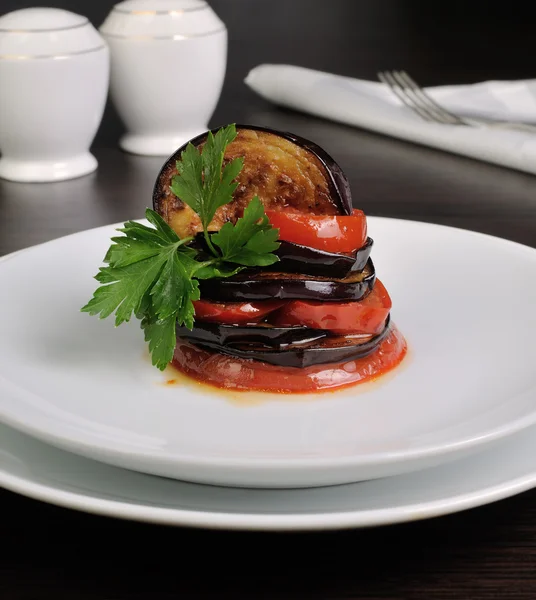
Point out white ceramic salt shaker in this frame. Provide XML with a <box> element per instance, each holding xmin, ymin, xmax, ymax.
<box><xmin>0</xmin><ymin>8</ymin><xmax>109</xmax><ymax>183</ymax></box>
<box><xmin>99</xmin><ymin>0</ymin><xmax>227</xmax><ymax>156</ymax></box>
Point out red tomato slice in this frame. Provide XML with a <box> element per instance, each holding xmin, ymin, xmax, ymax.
<box><xmin>193</xmin><ymin>299</ymin><xmax>286</xmax><ymax>325</ymax></box>
<box><xmin>270</xmin><ymin>279</ymin><xmax>392</xmax><ymax>334</ymax></box>
<box><xmin>172</xmin><ymin>325</ymin><xmax>407</xmax><ymax>393</ymax></box>
<box><xmin>265</xmin><ymin>209</ymin><xmax>367</xmax><ymax>253</ymax></box>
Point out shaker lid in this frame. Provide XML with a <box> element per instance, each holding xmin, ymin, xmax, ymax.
<box><xmin>100</xmin><ymin>0</ymin><xmax>225</xmax><ymax>38</ymax></box>
<box><xmin>0</xmin><ymin>8</ymin><xmax>107</xmax><ymax>59</ymax></box>
<box><xmin>0</xmin><ymin>8</ymin><xmax>87</xmax><ymax>32</ymax></box>
<box><xmin>112</xmin><ymin>0</ymin><xmax>208</xmax><ymax>11</ymax></box>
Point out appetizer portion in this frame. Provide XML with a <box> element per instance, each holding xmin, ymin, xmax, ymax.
<box><xmin>82</xmin><ymin>124</ymin><xmax>406</xmax><ymax>393</ymax></box>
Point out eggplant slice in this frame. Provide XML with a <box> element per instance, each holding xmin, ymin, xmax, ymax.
<box><xmin>182</xmin><ymin>316</ymin><xmax>391</xmax><ymax>368</ymax></box>
<box><xmin>275</xmin><ymin>237</ymin><xmax>373</xmax><ymax>278</ymax></box>
<box><xmin>153</xmin><ymin>125</ymin><xmax>352</xmax><ymax>239</ymax></box>
<box><xmin>198</xmin><ymin>259</ymin><xmax>376</xmax><ymax>302</ymax></box>
<box><xmin>188</xmin><ymin>234</ymin><xmax>373</xmax><ymax>278</ymax></box>
<box><xmin>176</xmin><ymin>321</ymin><xmax>329</xmax><ymax>350</ymax></box>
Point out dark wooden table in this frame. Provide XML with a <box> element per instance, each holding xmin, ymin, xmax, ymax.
<box><xmin>2</xmin><ymin>1</ymin><xmax>536</xmax><ymax>598</ymax></box>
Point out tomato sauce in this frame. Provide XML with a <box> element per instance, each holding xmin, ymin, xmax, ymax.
<box><xmin>171</xmin><ymin>324</ymin><xmax>407</xmax><ymax>394</ymax></box>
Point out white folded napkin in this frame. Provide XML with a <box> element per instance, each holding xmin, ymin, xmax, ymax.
<box><xmin>245</xmin><ymin>64</ymin><xmax>536</xmax><ymax>176</ymax></box>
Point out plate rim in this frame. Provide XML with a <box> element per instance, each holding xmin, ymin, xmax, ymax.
<box><xmin>1</xmin><ymin>430</ymin><xmax>536</xmax><ymax>531</ymax></box>
<box><xmin>1</xmin><ymin>216</ymin><xmax>536</xmax><ymax>475</ymax></box>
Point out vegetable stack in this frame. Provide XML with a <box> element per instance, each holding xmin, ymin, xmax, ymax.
<box><xmin>83</xmin><ymin>124</ymin><xmax>405</xmax><ymax>392</ymax></box>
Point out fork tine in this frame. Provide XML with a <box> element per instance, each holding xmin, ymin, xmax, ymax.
<box><xmin>390</xmin><ymin>70</ymin><xmax>455</xmax><ymax>125</ymax></box>
<box><xmin>378</xmin><ymin>71</ymin><xmax>438</xmax><ymax>123</ymax></box>
<box><xmin>396</xmin><ymin>70</ymin><xmax>465</xmax><ymax>125</ymax></box>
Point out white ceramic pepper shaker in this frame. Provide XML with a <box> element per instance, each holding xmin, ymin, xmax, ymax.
<box><xmin>0</xmin><ymin>8</ymin><xmax>109</xmax><ymax>183</ymax></box>
<box><xmin>99</xmin><ymin>0</ymin><xmax>227</xmax><ymax>156</ymax></box>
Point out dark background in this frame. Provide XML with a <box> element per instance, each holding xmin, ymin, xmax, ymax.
<box><xmin>3</xmin><ymin>0</ymin><xmax>536</xmax><ymax>146</ymax></box>
<box><xmin>2</xmin><ymin>1</ymin><xmax>536</xmax><ymax>599</ymax></box>
<box><xmin>2</xmin><ymin>0</ymin><xmax>536</xmax><ymax>256</ymax></box>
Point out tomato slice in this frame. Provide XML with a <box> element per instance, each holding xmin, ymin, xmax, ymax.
<box><xmin>270</xmin><ymin>279</ymin><xmax>392</xmax><ymax>334</ymax></box>
<box><xmin>193</xmin><ymin>299</ymin><xmax>286</xmax><ymax>325</ymax></box>
<box><xmin>265</xmin><ymin>209</ymin><xmax>367</xmax><ymax>253</ymax></box>
<box><xmin>172</xmin><ymin>325</ymin><xmax>407</xmax><ymax>393</ymax></box>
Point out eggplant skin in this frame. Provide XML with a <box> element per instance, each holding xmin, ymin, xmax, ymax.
<box><xmin>153</xmin><ymin>125</ymin><xmax>353</xmax><ymax>239</ymax></box>
<box><xmin>198</xmin><ymin>259</ymin><xmax>376</xmax><ymax>302</ymax></box>
<box><xmin>176</xmin><ymin>321</ymin><xmax>329</xmax><ymax>350</ymax></box>
<box><xmin>183</xmin><ymin>316</ymin><xmax>391</xmax><ymax>368</ymax></box>
<box><xmin>275</xmin><ymin>237</ymin><xmax>373</xmax><ymax>278</ymax></box>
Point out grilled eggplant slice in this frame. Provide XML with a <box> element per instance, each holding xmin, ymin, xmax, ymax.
<box><xmin>186</xmin><ymin>316</ymin><xmax>391</xmax><ymax>368</ymax></box>
<box><xmin>198</xmin><ymin>259</ymin><xmax>376</xmax><ymax>302</ymax></box>
<box><xmin>153</xmin><ymin>125</ymin><xmax>352</xmax><ymax>238</ymax></box>
<box><xmin>274</xmin><ymin>237</ymin><xmax>373</xmax><ymax>278</ymax></box>
<box><xmin>188</xmin><ymin>234</ymin><xmax>373</xmax><ymax>278</ymax></box>
<box><xmin>176</xmin><ymin>321</ymin><xmax>329</xmax><ymax>350</ymax></box>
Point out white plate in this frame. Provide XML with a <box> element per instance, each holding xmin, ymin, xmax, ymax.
<box><xmin>2</xmin><ymin>420</ymin><xmax>536</xmax><ymax>530</ymax></box>
<box><xmin>0</xmin><ymin>217</ymin><xmax>536</xmax><ymax>488</ymax></box>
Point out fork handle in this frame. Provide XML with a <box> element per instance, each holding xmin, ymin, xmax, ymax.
<box><xmin>469</xmin><ymin>119</ymin><xmax>536</xmax><ymax>134</ymax></box>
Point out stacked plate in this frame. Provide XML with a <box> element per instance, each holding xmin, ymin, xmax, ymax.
<box><xmin>1</xmin><ymin>215</ymin><xmax>536</xmax><ymax>530</ymax></box>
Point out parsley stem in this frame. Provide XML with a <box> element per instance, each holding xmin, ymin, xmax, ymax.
<box><xmin>193</xmin><ymin>258</ymin><xmax>218</xmax><ymax>271</ymax></box>
<box><xmin>204</xmin><ymin>228</ymin><xmax>219</xmax><ymax>257</ymax></box>
<box><xmin>176</xmin><ymin>236</ymin><xmax>194</xmax><ymax>247</ymax></box>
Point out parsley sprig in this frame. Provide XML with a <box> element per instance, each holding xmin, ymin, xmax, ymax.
<box><xmin>171</xmin><ymin>125</ymin><xmax>244</xmax><ymax>256</ymax></box>
<box><xmin>81</xmin><ymin>124</ymin><xmax>280</xmax><ymax>370</ymax></box>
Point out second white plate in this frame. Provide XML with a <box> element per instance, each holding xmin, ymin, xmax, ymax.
<box><xmin>2</xmin><ymin>421</ymin><xmax>536</xmax><ymax>530</ymax></box>
<box><xmin>0</xmin><ymin>217</ymin><xmax>536</xmax><ymax>487</ymax></box>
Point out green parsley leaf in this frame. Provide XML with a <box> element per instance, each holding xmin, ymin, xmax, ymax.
<box><xmin>194</xmin><ymin>263</ymin><xmax>244</xmax><ymax>280</ymax></box>
<box><xmin>203</xmin><ymin>152</ymin><xmax>244</xmax><ymax>229</ymax></box>
<box><xmin>200</xmin><ymin>126</ymin><xmax>244</xmax><ymax>227</ymax></box>
<box><xmin>106</xmin><ymin>237</ymin><xmax>163</xmax><ymax>268</ymax></box>
<box><xmin>211</xmin><ymin>196</ymin><xmax>280</xmax><ymax>267</ymax></box>
<box><xmin>151</xmin><ymin>251</ymin><xmax>200</xmax><ymax>325</ymax></box>
<box><xmin>170</xmin><ymin>142</ymin><xmax>204</xmax><ymax>216</ymax></box>
<box><xmin>140</xmin><ymin>312</ymin><xmax>177</xmax><ymax>371</ymax></box>
<box><xmin>145</xmin><ymin>206</ymin><xmax>184</xmax><ymax>244</ymax></box>
<box><xmin>81</xmin><ymin>214</ymin><xmax>200</xmax><ymax>332</ymax></box>
<box><xmin>170</xmin><ymin>124</ymin><xmax>244</xmax><ymax>235</ymax></box>
<box><xmin>81</xmin><ymin>256</ymin><xmax>168</xmax><ymax>326</ymax></box>
<box><xmin>116</xmin><ymin>220</ymin><xmax>170</xmax><ymax>247</ymax></box>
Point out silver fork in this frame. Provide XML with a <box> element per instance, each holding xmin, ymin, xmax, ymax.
<box><xmin>378</xmin><ymin>70</ymin><xmax>536</xmax><ymax>134</ymax></box>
